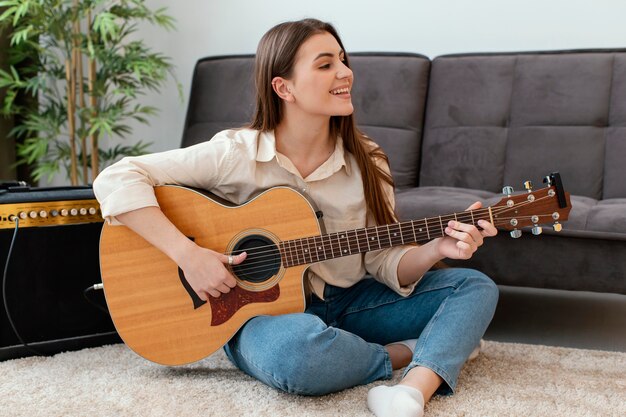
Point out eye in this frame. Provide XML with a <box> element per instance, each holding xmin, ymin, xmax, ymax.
<box><xmin>319</xmin><ymin>63</ymin><xmax>331</xmax><ymax>69</ymax></box>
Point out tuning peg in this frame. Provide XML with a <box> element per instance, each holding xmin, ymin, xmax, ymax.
<box><xmin>543</xmin><ymin>175</ymin><xmax>553</xmax><ymax>186</ymax></box>
<box><xmin>524</xmin><ymin>181</ymin><xmax>533</xmax><ymax>192</ymax></box>
<box><xmin>531</xmin><ymin>226</ymin><xmax>543</xmax><ymax>235</ymax></box>
<box><xmin>510</xmin><ymin>229</ymin><xmax>522</xmax><ymax>239</ymax></box>
<box><xmin>502</xmin><ymin>186</ymin><xmax>514</xmax><ymax>196</ymax></box>
<box><xmin>553</xmin><ymin>222</ymin><xmax>562</xmax><ymax>232</ymax></box>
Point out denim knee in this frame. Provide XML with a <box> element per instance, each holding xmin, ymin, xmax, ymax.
<box><xmin>232</xmin><ymin>313</ymin><xmax>346</xmax><ymax>396</ymax></box>
<box><xmin>272</xmin><ymin>316</ymin><xmax>349</xmax><ymax>395</ymax></box>
<box><xmin>465</xmin><ymin>269</ymin><xmax>499</xmax><ymax>312</ymax></box>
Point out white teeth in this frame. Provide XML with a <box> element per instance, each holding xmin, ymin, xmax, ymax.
<box><xmin>331</xmin><ymin>87</ymin><xmax>350</xmax><ymax>95</ymax></box>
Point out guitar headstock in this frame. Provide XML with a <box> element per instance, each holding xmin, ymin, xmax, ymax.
<box><xmin>491</xmin><ymin>172</ymin><xmax>571</xmax><ymax>238</ymax></box>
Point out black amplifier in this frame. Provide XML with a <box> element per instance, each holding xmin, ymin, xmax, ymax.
<box><xmin>0</xmin><ymin>185</ymin><xmax>120</xmax><ymax>360</ymax></box>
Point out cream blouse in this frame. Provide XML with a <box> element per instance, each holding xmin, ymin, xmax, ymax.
<box><xmin>93</xmin><ymin>128</ymin><xmax>416</xmax><ymax>299</ymax></box>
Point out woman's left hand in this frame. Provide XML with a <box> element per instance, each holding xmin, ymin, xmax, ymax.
<box><xmin>435</xmin><ymin>201</ymin><xmax>498</xmax><ymax>260</ymax></box>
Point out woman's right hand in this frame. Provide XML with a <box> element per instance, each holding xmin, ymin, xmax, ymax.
<box><xmin>178</xmin><ymin>244</ymin><xmax>247</xmax><ymax>300</ymax></box>
<box><xmin>115</xmin><ymin>206</ymin><xmax>247</xmax><ymax>300</ymax></box>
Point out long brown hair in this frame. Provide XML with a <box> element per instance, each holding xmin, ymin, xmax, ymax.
<box><xmin>249</xmin><ymin>18</ymin><xmax>397</xmax><ymax>225</ymax></box>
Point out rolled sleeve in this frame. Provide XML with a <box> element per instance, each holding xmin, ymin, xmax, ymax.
<box><xmin>365</xmin><ymin>245</ymin><xmax>417</xmax><ymax>296</ymax></box>
<box><xmin>93</xmin><ymin>132</ymin><xmax>234</xmax><ymax>224</ymax></box>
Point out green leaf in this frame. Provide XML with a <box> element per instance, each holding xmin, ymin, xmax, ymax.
<box><xmin>10</xmin><ymin>25</ymin><xmax>34</xmax><ymax>46</ymax></box>
<box><xmin>0</xmin><ymin>5</ymin><xmax>17</xmax><ymax>23</ymax></box>
<box><xmin>94</xmin><ymin>11</ymin><xmax>119</xmax><ymax>42</ymax></box>
<box><xmin>0</xmin><ymin>1</ymin><xmax>19</xmax><ymax>8</ymax></box>
<box><xmin>13</xmin><ymin>1</ymin><xmax>29</xmax><ymax>26</ymax></box>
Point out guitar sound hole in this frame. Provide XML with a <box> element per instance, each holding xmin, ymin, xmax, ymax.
<box><xmin>232</xmin><ymin>235</ymin><xmax>281</xmax><ymax>283</ymax></box>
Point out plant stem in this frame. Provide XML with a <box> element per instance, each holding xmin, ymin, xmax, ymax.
<box><xmin>74</xmin><ymin>4</ymin><xmax>88</xmax><ymax>184</ymax></box>
<box><xmin>87</xmin><ymin>7</ymin><xmax>99</xmax><ymax>179</ymax></box>
<box><xmin>65</xmin><ymin>56</ymin><xmax>78</xmax><ymax>186</ymax></box>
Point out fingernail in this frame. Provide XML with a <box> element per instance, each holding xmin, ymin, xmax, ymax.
<box><xmin>448</xmin><ymin>220</ymin><xmax>455</xmax><ymax>227</ymax></box>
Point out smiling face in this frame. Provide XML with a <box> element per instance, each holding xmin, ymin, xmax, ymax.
<box><xmin>280</xmin><ymin>32</ymin><xmax>354</xmax><ymax>119</ymax></box>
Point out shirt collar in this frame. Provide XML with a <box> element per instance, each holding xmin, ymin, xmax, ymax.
<box><xmin>255</xmin><ymin>130</ymin><xmax>352</xmax><ymax>178</ymax></box>
<box><xmin>256</xmin><ymin>130</ymin><xmax>277</xmax><ymax>163</ymax></box>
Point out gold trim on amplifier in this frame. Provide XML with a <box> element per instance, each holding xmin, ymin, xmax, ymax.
<box><xmin>0</xmin><ymin>199</ymin><xmax>103</xmax><ymax>229</ymax></box>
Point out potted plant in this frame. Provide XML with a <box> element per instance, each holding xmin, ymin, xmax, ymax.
<box><xmin>0</xmin><ymin>0</ymin><xmax>180</xmax><ymax>185</ymax></box>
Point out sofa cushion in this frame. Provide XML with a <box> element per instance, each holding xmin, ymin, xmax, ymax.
<box><xmin>586</xmin><ymin>198</ymin><xmax>626</xmax><ymax>234</ymax></box>
<box><xmin>420</xmin><ymin>51</ymin><xmax>626</xmax><ymax>201</ymax></box>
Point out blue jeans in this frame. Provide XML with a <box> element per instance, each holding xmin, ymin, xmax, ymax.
<box><xmin>223</xmin><ymin>268</ymin><xmax>499</xmax><ymax>396</ymax></box>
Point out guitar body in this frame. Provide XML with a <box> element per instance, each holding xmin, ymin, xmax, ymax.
<box><xmin>99</xmin><ymin>186</ymin><xmax>321</xmax><ymax>365</ymax></box>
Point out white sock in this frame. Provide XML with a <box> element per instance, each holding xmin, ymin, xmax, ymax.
<box><xmin>468</xmin><ymin>339</ymin><xmax>485</xmax><ymax>361</ymax></box>
<box><xmin>388</xmin><ymin>338</ymin><xmax>418</xmax><ymax>353</ymax></box>
<box><xmin>367</xmin><ymin>385</ymin><xmax>424</xmax><ymax>417</ymax></box>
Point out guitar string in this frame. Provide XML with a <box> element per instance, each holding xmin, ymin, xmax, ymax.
<box><xmin>224</xmin><ymin>195</ymin><xmax>559</xmax><ymax>272</ymax></box>
<box><xmin>224</xmin><ymin>193</ymin><xmax>558</xmax><ymax>266</ymax></box>
<box><xmin>226</xmin><ymin>213</ymin><xmax>560</xmax><ymax>277</ymax></box>
<box><xmin>226</xmin><ymin>203</ymin><xmax>507</xmax><ymax>259</ymax></box>
<box><xmin>227</xmin><ymin>209</ymin><xmax>559</xmax><ymax>274</ymax></box>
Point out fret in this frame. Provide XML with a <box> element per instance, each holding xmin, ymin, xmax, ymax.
<box><xmin>313</xmin><ymin>235</ymin><xmax>322</xmax><ymax>262</ymax></box>
<box><xmin>378</xmin><ymin>225</ymin><xmax>391</xmax><ymax>249</ymax></box>
<box><xmin>290</xmin><ymin>239</ymin><xmax>297</xmax><ymax>265</ymax></box>
<box><xmin>410</xmin><ymin>220</ymin><xmax>417</xmax><ymax>243</ymax></box>
<box><xmin>454</xmin><ymin>212</ymin><xmax>458</xmax><ymax>222</ymax></box>
<box><xmin>308</xmin><ymin>236</ymin><xmax>316</xmax><ymax>262</ymax></box>
<box><xmin>327</xmin><ymin>233</ymin><xmax>335</xmax><ymax>258</ymax></box>
<box><xmin>425</xmin><ymin>218</ymin><xmax>431</xmax><ymax>240</ymax></box>
<box><xmin>389</xmin><ymin>223</ymin><xmax>403</xmax><ymax>245</ymax></box>
<box><xmin>339</xmin><ymin>232</ymin><xmax>350</xmax><ymax>256</ymax></box>
<box><xmin>386</xmin><ymin>225</ymin><xmax>392</xmax><ymax>246</ymax></box>
<box><xmin>288</xmin><ymin>239</ymin><xmax>297</xmax><ymax>266</ymax></box>
<box><xmin>441</xmin><ymin>214</ymin><xmax>454</xmax><ymax>238</ymax></box>
<box><xmin>306</xmin><ymin>238</ymin><xmax>313</xmax><ymax>263</ymax></box>
<box><xmin>320</xmin><ymin>235</ymin><xmax>328</xmax><ymax>260</ymax></box>
<box><xmin>438</xmin><ymin>215</ymin><xmax>444</xmax><ymax>237</ymax></box>
<box><xmin>365</xmin><ymin>227</ymin><xmax>372</xmax><ymax>251</ymax></box>
<box><xmin>335</xmin><ymin>232</ymin><xmax>343</xmax><ymax>256</ymax></box>
<box><xmin>335</xmin><ymin>232</ymin><xmax>342</xmax><ymax>257</ymax></box>
<box><xmin>279</xmin><ymin>242</ymin><xmax>287</xmax><ymax>268</ymax></box>
<box><xmin>287</xmin><ymin>241</ymin><xmax>294</xmax><ymax>267</ymax></box>
<box><xmin>298</xmin><ymin>238</ymin><xmax>306</xmax><ymax>264</ymax></box>
<box><xmin>470</xmin><ymin>210</ymin><xmax>475</xmax><ymax>225</ymax></box>
<box><xmin>309</xmin><ymin>236</ymin><xmax>320</xmax><ymax>262</ymax></box>
<box><xmin>306</xmin><ymin>237</ymin><xmax>315</xmax><ymax>263</ymax></box>
<box><xmin>347</xmin><ymin>229</ymin><xmax>356</xmax><ymax>254</ymax></box>
<box><xmin>371</xmin><ymin>227</ymin><xmax>381</xmax><ymax>250</ymax></box>
<box><xmin>354</xmin><ymin>229</ymin><xmax>362</xmax><ymax>253</ymax></box>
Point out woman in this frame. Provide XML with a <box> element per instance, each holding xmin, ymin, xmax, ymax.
<box><xmin>93</xmin><ymin>18</ymin><xmax>499</xmax><ymax>417</ymax></box>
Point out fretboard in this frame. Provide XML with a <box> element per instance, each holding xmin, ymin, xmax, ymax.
<box><xmin>279</xmin><ymin>209</ymin><xmax>492</xmax><ymax>268</ymax></box>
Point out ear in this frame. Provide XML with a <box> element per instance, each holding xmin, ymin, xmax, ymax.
<box><xmin>271</xmin><ymin>77</ymin><xmax>295</xmax><ymax>102</ymax></box>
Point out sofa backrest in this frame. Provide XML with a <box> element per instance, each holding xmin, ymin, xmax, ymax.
<box><xmin>419</xmin><ymin>50</ymin><xmax>626</xmax><ymax>200</ymax></box>
<box><xmin>181</xmin><ymin>53</ymin><xmax>431</xmax><ymax>189</ymax></box>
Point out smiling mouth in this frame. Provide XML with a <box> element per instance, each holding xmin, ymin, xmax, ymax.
<box><xmin>330</xmin><ymin>87</ymin><xmax>350</xmax><ymax>95</ymax></box>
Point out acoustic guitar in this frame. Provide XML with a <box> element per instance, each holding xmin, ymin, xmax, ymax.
<box><xmin>99</xmin><ymin>172</ymin><xmax>571</xmax><ymax>366</ymax></box>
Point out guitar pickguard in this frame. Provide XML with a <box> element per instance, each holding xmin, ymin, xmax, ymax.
<box><xmin>209</xmin><ymin>284</ymin><xmax>280</xmax><ymax>326</ymax></box>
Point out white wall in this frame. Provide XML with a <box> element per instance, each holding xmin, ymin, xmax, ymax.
<box><xmin>46</xmin><ymin>0</ymin><xmax>626</xmax><ymax>184</ymax></box>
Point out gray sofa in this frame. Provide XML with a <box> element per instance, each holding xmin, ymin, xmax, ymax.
<box><xmin>181</xmin><ymin>50</ymin><xmax>626</xmax><ymax>296</ymax></box>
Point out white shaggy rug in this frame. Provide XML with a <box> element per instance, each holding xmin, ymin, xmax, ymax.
<box><xmin>1</xmin><ymin>340</ymin><xmax>625</xmax><ymax>417</ymax></box>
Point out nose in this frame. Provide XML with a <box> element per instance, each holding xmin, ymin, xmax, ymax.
<box><xmin>337</xmin><ymin>61</ymin><xmax>353</xmax><ymax>81</ymax></box>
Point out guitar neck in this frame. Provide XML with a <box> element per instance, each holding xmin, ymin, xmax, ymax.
<box><xmin>279</xmin><ymin>207</ymin><xmax>493</xmax><ymax>267</ymax></box>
